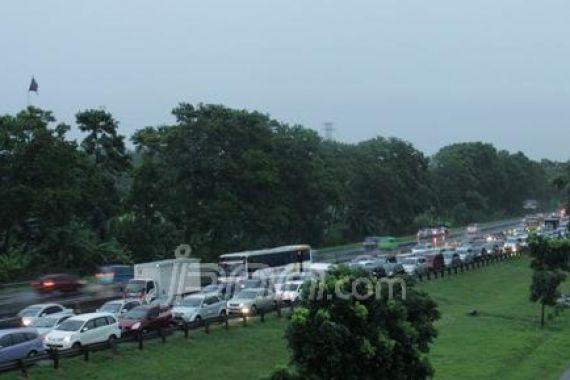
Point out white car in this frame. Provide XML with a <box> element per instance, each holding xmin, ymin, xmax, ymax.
<box><xmin>171</xmin><ymin>294</ymin><xmax>226</xmax><ymax>324</ymax></box>
<box><xmin>401</xmin><ymin>256</ymin><xmax>427</xmax><ymax>275</ymax></box>
<box><xmin>44</xmin><ymin>312</ymin><xmax>121</xmax><ymax>350</ymax></box>
<box><xmin>30</xmin><ymin>313</ymin><xmax>74</xmax><ymax>336</ymax></box>
<box><xmin>97</xmin><ymin>299</ymin><xmax>142</xmax><ymax>317</ymax></box>
<box><xmin>18</xmin><ymin>304</ymin><xmax>73</xmax><ymax>327</ymax></box>
<box><xmin>275</xmin><ymin>281</ymin><xmax>304</xmax><ymax>303</ymax></box>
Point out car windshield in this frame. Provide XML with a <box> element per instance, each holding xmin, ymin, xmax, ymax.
<box><xmin>283</xmin><ymin>283</ymin><xmax>300</xmax><ymax>291</ymax></box>
<box><xmin>56</xmin><ymin>320</ymin><xmax>84</xmax><ymax>331</ymax></box>
<box><xmin>237</xmin><ymin>291</ymin><xmax>258</xmax><ymax>299</ymax></box>
<box><xmin>19</xmin><ymin>307</ymin><xmax>42</xmax><ymax>317</ymax></box>
<box><xmin>180</xmin><ymin>298</ymin><xmax>203</xmax><ymax>307</ymax></box>
<box><xmin>100</xmin><ymin>303</ymin><xmax>122</xmax><ymax>313</ymax></box>
<box><xmin>123</xmin><ymin>309</ymin><xmax>147</xmax><ymax>320</ymax></box>
<box><xmin>32</xmin><ymin>317</ymin><xmax>59</xmax><ymax>328</ymax></box>
<box><xmin>402</xmin><ymin>258</ymin><xmax>417</xmax><ymax>265</ymax></box>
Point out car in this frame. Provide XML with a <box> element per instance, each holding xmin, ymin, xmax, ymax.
<box><xmin>30</xmin><ymin>314</ymin><xmax>74</xmax><ymax>336</ymax></box>
<box><xmin>200</xmin><ymin>282</ymin><xmax>238</xmax><ymax>300</ymax></box>
<box><xmin>171</xmin><ymin>294</ymin><xmax>226</xmax><ymax>324</ymax></box>
<box><xmin>149</xmin><ymin>296</ymin><xmax>172</xmax><ymax>309</ymax></box>
<box><xmin>503</xmin><ymin>238</ymin><xmax>521</xmax><ymax>255</ymax></box>
<box><xmin>238</xmin><ymin>278</ymin><xmax>272</xmax><ymax>291</ymax></box>
<box><xmin>18</xmin><ymin>304</ymin><xmax>73</xmax><ymax>327</ymax></box>
<box><xmin>377</xmin><ymin>256</ymin><xmax>406</xmax><ymax>277</ymax></box>
<box><xmin>97</xmin><ymin>299</ymin><xmax>142</xmax><ymax>317</ymax></box>
<box><xmin>401</xmin><ymin>256</ymin><xmax>427</xmax><ymax>275</ymax></box>
<box><xmin>44</xmin><ymin>313</ymin><xmax>121</xmax><ymax>350</ymax></box>
<box><xmin>378</xmin><ymin>237</ymin><xmax>399</xmax><ymax>251</ymax></box>
<box><xmin>118</xmin><ymin>305</ymin><xmax>172</xmax><ymax>335</ymax></box>
<box><xmin>30</xmin><ymin>274</ymin><xmax>86</xmax><ymax>294</ymax></box>
<box><xmin>275</xmin><ymin>281</ymin><xmax>304</xmax><ymax>303</ymax></box>
<box><xmin>441</xmin><ymin>250</ymin><xmax>461</xmax><ymax>268</ymax></box>
<box><xmin>348</xmin><ymin>257</ymin><xmax>386</xmax><ymax>276</ymax></box>
<box><xmin>227</xmin><ymin>288</ymin><xmax>276</xmax><ymax>315</ymax></box>
<box><xmin>456</xmin><ymin>245</ymin><xmax>477</xmax><ymax>263</ymax></box>
<box><xmin>424</xmin><ymin>252</ymin><xmax>445</xmax><ymax>272</ymax></box>
<box><xmin>0</xmin><ymin>328</ymin><xmax>45</xmax><ymax>363</ymax></box>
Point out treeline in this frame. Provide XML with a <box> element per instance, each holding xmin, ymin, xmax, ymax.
<box><xmin>0</xmin><ymin>104</ymin><xmax>561</xmax><ymax>280</ymax></box>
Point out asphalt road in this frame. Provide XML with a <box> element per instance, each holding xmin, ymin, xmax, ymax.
<box><xmin>0</xmin><ymin>219</ymin><xmax>521</xmax><ymax>323</ymax></box>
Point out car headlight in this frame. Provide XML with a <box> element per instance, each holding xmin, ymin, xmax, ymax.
<box><xmin>132</xmin><ymin>322</ymin><xmax>141</xmax><ymax>330</ymax></box>
<box><xmin>63</xmin><ymin>336</ymin><xmax>71</xmax><ymax>343</ymax></box>
<box><xmin>241</xmin><ymin>307</ymin><xmax>250</xmax><ymax>314</ymax></box>
<box><xmin>22</xmin><ymin>319</ymin><xmax>32</xmax><ymax>326</ymax></box>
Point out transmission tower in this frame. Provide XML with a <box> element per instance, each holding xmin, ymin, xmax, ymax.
<box><xmin>323</xmin><ymin>122</ymin><xmax>335</xmax><ymax>141</ymax></box>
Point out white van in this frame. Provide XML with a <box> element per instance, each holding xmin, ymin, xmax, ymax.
<box><xmin>44</xmin><ymin>312</ymin><xmax>121</xmax><ymax>350</ymax></box>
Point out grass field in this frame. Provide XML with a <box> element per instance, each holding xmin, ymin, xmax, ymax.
<box><xmin>3</xmin><ymin>256</ymin><xmax>570</xmax><ymax>380</ymax></box>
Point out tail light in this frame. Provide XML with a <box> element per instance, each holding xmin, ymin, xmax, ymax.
<box><xmin>43</xmin><ymin>281</ymin><xmax>55</xmax><ymax>287</ymax></box>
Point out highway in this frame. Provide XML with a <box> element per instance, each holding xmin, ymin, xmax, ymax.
<box><xmin>0</xmin><ymin>218</ymin><xmax>521</xmax><ymax>326</ymax></box>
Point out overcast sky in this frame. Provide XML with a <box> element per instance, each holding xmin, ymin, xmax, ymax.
<box><xmin>2</xmin><ymin>0</ymin><xmax>570</xmax><ymax>161</ymax></box>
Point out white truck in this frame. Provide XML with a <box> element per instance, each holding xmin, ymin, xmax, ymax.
<box><xmin>124</xmin><ymin>257</ymin><xmax>202</xmax><ymax>305</ymax></box>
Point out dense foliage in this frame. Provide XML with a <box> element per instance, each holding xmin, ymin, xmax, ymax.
<box><xmin>267</xmin><ymin>266</ymin><xmax>440</xmax><ymax>379</ymax></box>
<box><xmin>0</xmin><ymin>104</ymin><xmax>561</xmax><ymax>279</ymax></box>
<box><xmin>529</xmin><ymin>236</ymin><xmax>570</xmax><ymax>327</ymax></box>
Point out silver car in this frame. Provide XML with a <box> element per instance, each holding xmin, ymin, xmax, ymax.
<box><xmin>227</xmin><ymin>288</ymin><xmax>276</xmax><ymax>315</ymax></box>
<box><xmin>401</xmin><ymin>256</ymin><xmax>427</xmax><ymax>275</ymax></box>
<box><xmin>97</xmin><ymin>299</ymin><xmax>142</xmax><ymax>317</ymax></box>
<box><xmin>30</xmin><ymin>313</ymin><xmax>73</xmax><ymax>337</ymax></box>
<box><xmin>18</xmin><ymin>304</ymin><xmax>73</xmax><ymax>327</ymax></box>
<box><xmin>456</xmin><ymin>245</ymin><xmax>476</xmax><ymax>263</ymax></box>
<box><xmin>171</xmin><ymin>294</ymin><xmax>226</xmax><ymax>324</ymax></box>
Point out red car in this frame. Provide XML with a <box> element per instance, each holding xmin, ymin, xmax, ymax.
<box><xmin>119</xmin><ymin>305</ymin><xmax>172</xmax><ymax>335</ymax></box>
<box><xmin>31</xmin><ymin>274</ymin><xmax>86</xmax><ymax>294</ymax></box>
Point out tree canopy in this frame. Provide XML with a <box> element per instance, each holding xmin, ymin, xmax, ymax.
<box><xmin>0</xmin><ymin>104</ymin><xmax>561</xmax><ymax>279</ymax></box>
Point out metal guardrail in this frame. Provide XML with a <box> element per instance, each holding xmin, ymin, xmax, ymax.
<box><xmin>0</xmin><ymin>301</ymin><xmax>300</xmax><ymax>377</ymax></box>
<box><xmin>0</xmin><ymin>251</ymin><xmax>524</xmax><ymax>378</ymax></box>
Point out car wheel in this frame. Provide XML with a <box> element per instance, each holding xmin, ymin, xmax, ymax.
<box><xmin>195</xmin><ymin>316</ymin><xmax>202</xmax><ymax>324</ymax></box>
<box><xmin>72</xmin><ymin>342</ymin><xmax>81</xmax><ymax>350</ymax></box>
<box><xmin>108</xmin><ymin>335</ymin><xmax>116</xmax><ymax>344</ymax></box>
<box><xmin>251</xmin><ymin>305</ymin><xmax>257</xmax><ymax>315</ymax></box>
<box><xmin>27</xmin><ymin>350</ymin><xmax>37</xmax><ymax>358</ymax></box>
<box><xmin>219</xmin><ymin>309</ymin><xmax>226</xmax><ymax>316</ymax></box>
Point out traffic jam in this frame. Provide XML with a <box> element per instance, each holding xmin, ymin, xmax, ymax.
<box><xmin>0</xmin><ymin>213</ymin><xmax>567</xmax><ymax>366</ymax></box>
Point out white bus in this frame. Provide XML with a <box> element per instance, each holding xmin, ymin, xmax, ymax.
<box><xmin>219</xmin><ymin>245</ymin><xmax>312</xmax><ymax>280</ymax></box>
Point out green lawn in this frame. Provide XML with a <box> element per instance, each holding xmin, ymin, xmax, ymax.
<box><xmin>3</xmin><ymin>257</ymin><xmax>570</xmax><ymax>380</ymax></box>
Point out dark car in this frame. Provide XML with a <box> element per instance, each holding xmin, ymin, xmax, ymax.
<box><xmin>31</xmin><ymin>274</ymin><xmax>86</xmax><ymax>294</ymax></box>
<box><xmin>424</xmin><ymin>253</ymin><xmax>445</xmax><ymax>272</ymax></box>
<box><xmin>118</xmin><ymin>305</ymin><xmax>172</xmax><ymax>335</ymax></box>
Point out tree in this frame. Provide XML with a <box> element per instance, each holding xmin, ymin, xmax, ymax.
<box><xmin>529</xmin><ymin>236</ymin><xmax>570</xmax><ymax>328</ymax></box>
<box><xmin>270</xmin><ymin>266</ymin><xmax>439</xmax><ymax>379</ymax></box>
<box><xmin>76</xmin><ymin>109</ymin><xmax>130</xmax><ymax>239</ymax></box>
